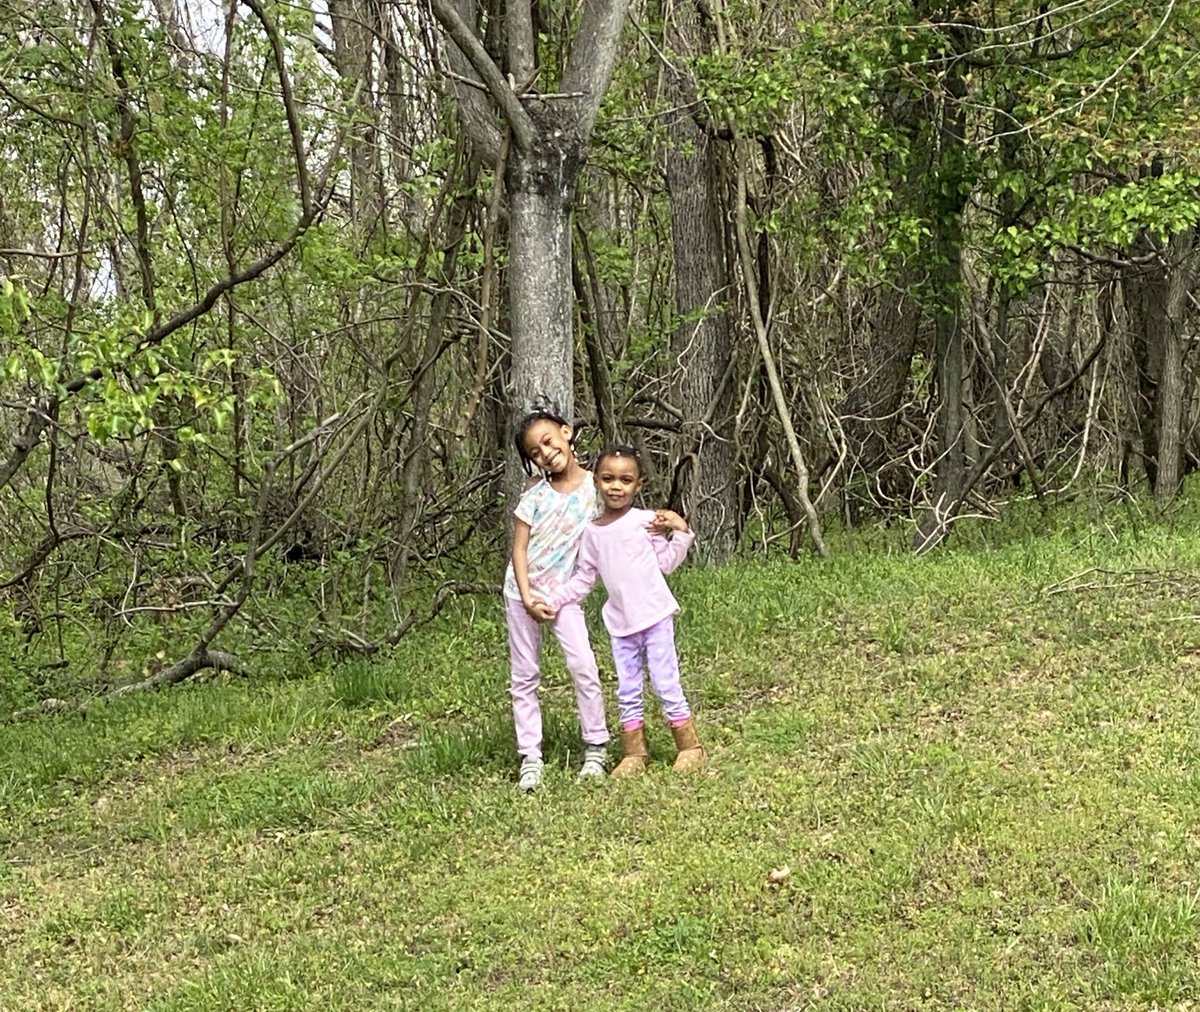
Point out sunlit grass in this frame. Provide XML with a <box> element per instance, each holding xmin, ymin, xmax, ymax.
<box><xmin>5</xmin><ymin>500</ymin><xmax>1200</xmax><ymax>1007</ymax></box>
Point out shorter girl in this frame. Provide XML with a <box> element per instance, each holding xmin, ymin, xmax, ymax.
<box><xmin>545</xmin><ymin>446</ymin><xmax>705</xmax><ymax>775</ymax></box>
<box><xmin>504</xmin><ymin>409</ymin><xmax>609</xmax><ymax>792</ymax></box>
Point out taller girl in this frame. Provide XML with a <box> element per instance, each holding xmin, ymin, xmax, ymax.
<box><xmin>503</xmin><ymin>409</ymin><xmax>609</xmax><ymax>792</ymax></box>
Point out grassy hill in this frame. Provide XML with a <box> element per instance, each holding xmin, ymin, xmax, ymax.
<box><xmin>4</xmin><ymin>500</ymin><xmax>1200</xmax><ymax>1009</ymax></box>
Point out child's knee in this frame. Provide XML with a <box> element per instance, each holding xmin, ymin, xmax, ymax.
<box><xmin>510</xmin><ymin>665</ymin><xmax>541</xmax><ymax>695</ymax></box>
<box><xmin>564</xmin><ymin>651</ymin><xmax>599</xmax><ymax>680</ymax></box>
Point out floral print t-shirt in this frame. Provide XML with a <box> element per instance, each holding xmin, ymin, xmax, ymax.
<box><xmin>503</xmin><ymin>475</ymin><xmax>599</xmax><ymax>602</ymax></box>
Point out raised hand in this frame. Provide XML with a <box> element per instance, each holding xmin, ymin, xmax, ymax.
<box><xmin>646</xmin><ymin>508</ymin><xmax>688</xmax><ymax>535</ymax></box>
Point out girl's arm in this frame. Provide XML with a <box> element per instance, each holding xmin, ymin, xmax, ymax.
<box><xmin>648</xmin><ymin>509</ymin><xmax>694</xmax><ymax>574</ymax></box>
<box><xmin>547</xmin><ymin>532</ymin><xmax>600</xmax><ymax>611</ymax></box>
<box><xmin>511</xmin><ymin>519</ymin><xmax>551</xmax><ymax>619</ymax></box>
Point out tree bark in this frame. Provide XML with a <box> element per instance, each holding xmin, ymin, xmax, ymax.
<box><xmin>837</xmin><ymin>36</ymin><xmax>925</xmax><ymax>520</ymax></box>
<box><xmin>1124</xmin><ymin>235</ymin><xmax>1167</xmax><ymax>489</ymax></box>
<box><xmin>1154</xmin><ymin>227</ymin><xmax>1194</xmax><ymax>501</ymax></box>
<box><xmin>506</xmin><ymin>117</ymin><xmax>582</xmax><ymax>420</ymax></box>
<box><xmin>427</xmin><ymin>0</ymin><xmax>632</xmax><ymax>499</ymax></box>
<box><xmin>661</xmin><ymin>0</ymin><xmax>738</xmax><ymax>560</ymax></box>
<box><xmin>914</xmin><ymin>17</ymin><xmax>970</xmax><ymax>553</ymax></box>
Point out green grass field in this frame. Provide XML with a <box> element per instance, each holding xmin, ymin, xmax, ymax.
<box><xmin>5</xmin><ymin>501</ymin><xmax>1200</xmax><ymax>1009</ymax></box>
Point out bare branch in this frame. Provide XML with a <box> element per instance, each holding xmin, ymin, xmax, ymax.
<box><xmin>426</xmin><ymin>0</ymin><xmax>534</xmax><ymax>150</ymax></box>
<box><xmin>241</xmin><ymin>0</ymin><xmax>312</xmax><ymax>213</ymax></box>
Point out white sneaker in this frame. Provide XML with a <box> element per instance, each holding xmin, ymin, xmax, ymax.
<box><xmin>578</xmin><ymin>745</ymin><xmax>607</xmax><ymax>780</ymax></box>
<box><xmin>518</xmin><ymin>756</ymin><xmax>544</xmax><ymax>793</ymax></box>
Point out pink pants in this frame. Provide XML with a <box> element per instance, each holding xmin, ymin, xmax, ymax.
<box><xmin>610</xmin><ymin>615</ymin><xmax>691</xmax><ymax>729</ymax></box>
<box><xmin>506</xmin><ymin>596</ymin><xmax>608</xmax><ymax>758</ymax></box>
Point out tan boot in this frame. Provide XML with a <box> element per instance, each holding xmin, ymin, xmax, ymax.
<box><xmin>670</xmin><ymin>718</ymin><xmax>707</xmax><ymax>773</ymax></box>
<box><xmin>611</xmin><ymin>725</ymin><xmax>650</xmax><ymax>777</ymax></box>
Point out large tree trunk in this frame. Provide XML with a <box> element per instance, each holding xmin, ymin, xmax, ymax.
<box><xmin>506</xmin><ymin>123</ymin><xmax>582</xmax><ymax>422</ymax></box>
<box><xmin>661</xmin><ymin>0</ymin><xmax>738</xmax><ymax>561</ymax></box>
<box><xmin>427</xmin><ymin>0</ymin><xmax>631</xmax><ymax>500</ymax></box>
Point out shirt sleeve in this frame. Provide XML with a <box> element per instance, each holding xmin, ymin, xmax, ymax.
<box><xmin>652</xmin><ymin>527</ymin><xmax>694</xmax><ymax>575</ymax></box>
<box><xmin>513</xmin><ymin>483</ymin><xmax>540</xmax><ymax>526</ymax></box>
<box><xmin>548</xmin><ymin>529</ymin><xmax>600</xmax><ymax>609</ymax></box>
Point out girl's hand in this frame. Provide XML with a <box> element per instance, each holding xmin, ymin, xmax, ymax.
<box><xmin>525</xmin><ymin>597</ymin><xmax>555</xmax><ymax>622</ymax></box>
<box><xmin>647</xmin><ymin>509</ymin><xmax>688</xmax><ymax>535</ymax></box>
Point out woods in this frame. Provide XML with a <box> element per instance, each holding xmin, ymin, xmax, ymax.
<box><xmin>2</xmin><ymin>0</ymin><xmax>1199</xmax><ymax>698</ymax></box>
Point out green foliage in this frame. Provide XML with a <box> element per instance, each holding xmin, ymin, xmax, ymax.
<box><xmin>701</xmin><ymin>0</ymin><xmax>1200</xmax><ymax>302</ymax></box>
<box><xmin>0</xmin><ymin>276</ymin><xmax>31</xmax><ymax>342</ymax></box>
<box><xmin>0</xmin><ymin>0</ymin><xmax>489</xmax><ymax>695</ymax></box>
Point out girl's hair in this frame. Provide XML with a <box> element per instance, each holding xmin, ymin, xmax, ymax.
<box><xmin>514</xmin><ymin>408</ymin><xmax>575</xmax><ymax>476</ymax></box>
<box><xmin>594</xmin><ymin>444</ymin><xmax>643</xmax><ymax>477</ymax></box>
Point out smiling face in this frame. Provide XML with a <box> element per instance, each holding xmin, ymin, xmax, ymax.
<box><xmin>521</xmin><ymin>420</ymin><xmax>575</xmax><ymax>476</ymax></box>
<box><xmin>594</xmin><ymin>453</ymin><xmax>643</xmax><ymax>513</ymax></box>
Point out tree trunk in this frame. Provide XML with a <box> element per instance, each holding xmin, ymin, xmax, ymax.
<box><xmin>1124</xmin><ymin>234</ymin><xmax>1167</xmax><ymax>490</ymax></box>
<box><xmin>914</xmin><ymin>20</ymin><xmax>969</xmax><ymax>552</ymax></box>
<box><xmin>1154</xmin><ymin>227</ymin><xmax>1194</xmax><ymax>501</ymax></box>
<box><xmin>506</xmin><ymin>124</ymin><xmax>581</xmax><ymax>423</ymax></box>
<box><xmin>662</xmin><ymin>0</ymin><xmax>738</xmax><ymax>561</ymax></box>
<box><xmin>427</xmin><ymin>0</ymin><xmax>631</xmax><ymax>501</ymax></box>
<box><xmin>329</xmin><ymin>0</ymin><xmax>383</xmax><ymax>236</ymax></box>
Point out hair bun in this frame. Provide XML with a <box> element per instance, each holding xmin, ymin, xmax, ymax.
<box><xmin>529</xmin><ymin>394</ymin><xmax>560</xmax><ymax>416</ymax></box>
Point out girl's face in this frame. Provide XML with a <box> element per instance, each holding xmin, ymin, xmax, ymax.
<box><xmin>522</xmin><ymin>420</ymin><xmax>574</xmax><ymax>475</ymax></box>
<box><xmin>595</xmin><ymin>454</ymin><xmax>642</xmax><ymax>513</ymax></box>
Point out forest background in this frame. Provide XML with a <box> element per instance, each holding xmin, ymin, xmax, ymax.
<box><xmin>1</xmin><ymin>0</ymin><xmax>1199</xmax><ymax>706</ymax></box>
<box><xmin>7</xmin><ymin>3</ymin><xmax>1200</xmax><ymax>1007</ymax></box>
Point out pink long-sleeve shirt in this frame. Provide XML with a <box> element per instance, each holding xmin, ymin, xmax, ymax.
<box><xmin>548</xmin><ymin>507</ymin><xmax>695</xmax><ymax>637</ymax></box>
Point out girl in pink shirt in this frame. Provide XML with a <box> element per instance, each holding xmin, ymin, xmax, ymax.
<box><xmin>545</xmin><ymin>446</ymin><xmax>706</xmax><ymax>776</ymax></box>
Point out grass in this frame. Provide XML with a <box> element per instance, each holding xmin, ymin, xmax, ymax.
<box><xmin>6</xmin><ymin>500</ymin><xmax>1200</xmax><ymax>1008</ymax></box>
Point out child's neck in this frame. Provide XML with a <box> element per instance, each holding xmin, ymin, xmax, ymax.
<box><xmin>548</xmin><ymin>459</ymin><xmax>583</xmax><ymax>489</ymax></box>
<box><xmin>596</xmin><ymin>503</ymin><xmax>633</xmax><ymax>525</ymax></box>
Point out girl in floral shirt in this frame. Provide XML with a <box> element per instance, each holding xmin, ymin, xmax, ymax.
<box><xmin>503</xmin><ymin>409</ymin><xmax>609</xmax><ymax>791</ymax></box>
